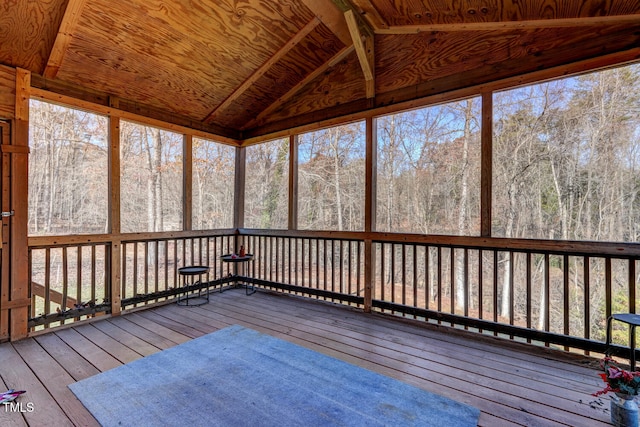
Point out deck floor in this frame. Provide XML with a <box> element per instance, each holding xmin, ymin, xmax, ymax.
<box><xmin>0</xmin><ymin>288</ymin><xmax>614</xmax><ymax>426</ymax></box>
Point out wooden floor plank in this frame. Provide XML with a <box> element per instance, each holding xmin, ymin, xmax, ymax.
<box><xmin>204</xmin><ymin>290</ymin><xmax>610</xmax><ymax>426</ymax></box>
<box><xmin>72</xmin><ymin>323</ymin><xmax>144</xmax><ymax>364</ymax></box>
<box><xmin>0</xmin><ymin>289</ymin><xmax>616</xmax><ymax>426</ymax></box>
<box><xmin>54</xmin><ymin>327</ymin><xmax>122</xmax><ymax>372</ymax></box>
<box><xmin>135</xmin><ymin>309</ymin><xmax>207</xmax><ymax>339</ymax></box>
<box><xmin>203</xmin><ymin>292</ymin><xmax>588</xmax><ymax>426</ymax></box>
<box><xmin>92</xmin><ymin>319</ymin><xmax>162</xmax><ymax>357</ymax></box>
<box><xmin>0</xmin><ymin>374</ymin><xmax>27</xmax><ymax>426</ymax></box>
<box><xmin>11</xmin><ymin>339</ymin><xmax>100</xmax><ymax>427</ymax></box>
<box><xmin>107</xmin><ymin>316</ymin><xmax>183</xmax><ymax>350</ymax></box>
<box><xmin>118</xmin><ymin>311</ymin><xmax>192</xmax><ymax>345</ymax></box>
<box><xmin>0</xmin><ymin>343</ymin><xmax>72</xmax><ymax>426</ymax></box>
<box><xmin>233</xmin><ymin>292</ymin><xmax>603</xmax><ymax>403</ymax></box>
<box><xmin>34</xmin><ymin>333</ymin><xmax>100</xmax><ymax>381</ymax></box>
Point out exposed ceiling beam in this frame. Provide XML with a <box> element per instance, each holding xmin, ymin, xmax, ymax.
<box><xmin>43</xmin><ymin>0</ymin><xmax>87</xmax><ymax>79</ymax></box>
<box><xmin>345</xmin><ymin>10</ymin><xmax>374</xmax><ymax>98</ymax></box>
<box><xmin>301</xmin><ymin>0</ymin><xmax>352</xmax><ymax>46</ymax></box>
<box><xmin>376</xmin><ymin>14</ymin><xmax>640</xmax><ymax>34</ymax></box>
<box><xmin>244</xmin><ymin>45</ymin><xmax>355</xmax><ymax>130</ymax></box>
<box><xmin>204</xmin><ymin>17</ymin><xmax>321</xmax><ymax>124</ymax></box>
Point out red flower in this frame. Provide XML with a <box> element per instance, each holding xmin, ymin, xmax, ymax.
<box><xmin>594</xmin><ymin>357</ymin><xmax>640</xmax><ymax>396</ymax></box>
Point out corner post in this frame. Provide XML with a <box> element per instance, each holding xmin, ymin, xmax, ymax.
<box><xmin>364</xmin><ymin>116</ymin><xmax>377</xmax><ymax>312</ymax></box>
<box><xmin>108</xmin><ymin>113</ymin><xmax>121</xmax><ymax>316</ymax></box>
<box><xmin>10</xmin><ymin>68</ymin><xmax>30</xmax><ymax>339</ymax></box>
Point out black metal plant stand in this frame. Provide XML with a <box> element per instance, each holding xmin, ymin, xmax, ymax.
<box><xmin>176</xmin><ymin>265</ymin><xmax>210</xmax><ymax>306</ymax></box>
<box><xmin>220</xmin><ymin>254</ymin><xmax>255</xmax><ymax>295</ymax></box>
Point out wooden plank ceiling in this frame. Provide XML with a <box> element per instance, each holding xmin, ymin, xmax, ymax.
<box><xmin>1</xmin><ymin>0</ymin><xmax>640</xmax><ymax>142</ymax></box>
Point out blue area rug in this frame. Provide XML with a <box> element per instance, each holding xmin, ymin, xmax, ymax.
<box><xmin>69</xmin><ymin>325</ymin><xmax>480</xmax><ymax>426</ymax></box>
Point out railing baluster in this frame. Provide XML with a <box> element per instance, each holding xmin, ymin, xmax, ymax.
<box><xmin>154</xmin><ymin>241</ymin><xmax>159</xmax><ymax>294</ymax></box>
<box><xmin>44</xmin><ymin>248</ymin><xmax>51</xmax><ymax>326</ymax></box>
<box><xmin>355</xmin><ymin>240</ymin><xmax>360</xmax><ymax>297</ymax></box>
<box><xmin>526</xmin><ymin>252</ymin><xmax>532</xmax><ymax>334</ymax></box>
<box><xmin>630</xmin><ymin>258</ymin><xmax>636</xmax><ymax>314</ymax></box>
<box><xmin>310</xmin><ymin>238</ymin><xmax>314</xmax><ymax>291</ymax></box>
<box><xmin>391</xmin><ymin>243</ymin><xmax>396</xmax><ymax>306</ymax></box>
<box><xmin>544</xmin><ymin>253</ymin><xmax>550</xmax><ymax>334</ymax></box>
<box><xmin>450</xmin><ymin>248</ymin><xmax>455</xmax><ymax>317</ymax></box>
<box><xmin>424</xmin><ymin>245</ymin><xmax>430</xmax><ymax>310</ymax></box>
<box><xmin>166</xmin><ymin>239</ymin><xmax>171</xmax><ymax>293</ymax></box>
<box><xmin>464</xmin><ymin>248</ymin><xmax>469</xmax><ymax>320</ymax></box>
<box><xmin>91</xmin><ymin>245</ymin><xmax>96</xmax><ymax>311</ymax></box>
<box><xmin>401</xmin><ymin>244</ymin><xmax>406</xmax><ymax>308</ymax></box>
<box><xmin>563</xmin><ymin>254</ymin><xmax>570</xmax><ymax>349</ymax></box>
<box><xmin>338</xmin><ymin>240</ymin><xmax>343</xmax><ymax>295</ymax></box>
<box><xmin>584</xmin><ymin>256</ymin><xmax>591</xmax><ymax>348</ymax></box>
<box><xmin>478</xmin><ymin>249</ymin><xmax>483</xmax><ymax>331</ymax></box>
<box><xmin>144</xmin><ymin>241</ymin><xmax>149</xmax><ymax>297</ymax></box>
<box><xmin>437</xmin><ymin>246</ymin><xmax>442</xmax><ymax>315</ymax></box>
<box><xmin>509</xmin><ymin>251</ymin><xmax>514</xmax><ymax>329</ymax></box>
<box><xmin>493</xmin><ymin>250</ymin><xmax>498</xmax><ymax>327</ymax></box>
<box><xmin>75</xmin><ymin>246</ymin><xmax>82</xmax><ymax>320</ymax></box>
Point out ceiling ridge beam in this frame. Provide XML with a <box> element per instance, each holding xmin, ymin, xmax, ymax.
<box><xmin>345</xmin><ymin>9</ymin><xmax>374</xmax><ymax>98</ymax></box>
<box><xmin>43</xmin><ymin>0</ymin><xmax>87</xmax><ymax>79</ymax></box>
<box><xmin>348</xmin><ymin>0</ymin><xmax>388</xmax><ymax>30</ymax></box>
<box><xmin>301</xmin><ymin>0</ymin><xmax>352</xmax><ymax>46</ymax></box>
<box><xmin>204</xmin><ymin>17</ymin><xmax>321</xmax><ymax>124</ymax></box>
<box><xmin>243</xmin><ymin>45</ymin><xmax>355</xmax><ymax>130</ymax></box>
<box><xmin>376</xmin><ymin>14</ymin><xmax>640</xmax><ymax>34</ymax></box>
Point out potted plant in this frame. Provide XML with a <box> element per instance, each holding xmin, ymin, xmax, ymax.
<box><xmin>594</xmin><ymin>357</ymin><xmax>640</xmax><ymax>426</ymax></box>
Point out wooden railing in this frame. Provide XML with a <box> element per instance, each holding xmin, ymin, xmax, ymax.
<box><xmin>121</xmin><ymin>233</ymin><xmax>235</xmax><ymax>307</ymax></box>
<box><xmin>27</xmin><ymin>230</ymin><xmax>237</xmax><ymax>329</ymax></box>
<box><xmin>239</xmin><ymin>229</ymin><xmax>640</xmax><ymax>358</ymax></box>
<box><xmin>27</xmin><ymin>229</ymin><xmax>640</xmax><ymax>361</ymax></box>
<box><xmin>239</xmin><ymin>231</ymin><xmax>365</xmax><ymax>305</ymax></box>
<box><xmin>368</xmin><ymin>234</ymin><xmax>640</xmax><ymax>356</ymax></box>
<box><xmin>29</xmin><ymin>239</ymin><xmax>112</xmax><ymax>328</ymax></box>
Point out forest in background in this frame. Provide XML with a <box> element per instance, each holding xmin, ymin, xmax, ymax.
<box><xmin>28</xmin><ymin>64</ymin><xmax>640</xmax><ymax>243</ymax></box>
<box><xmin>26</xmin><ymin>63</ymin><xmax>640</xmax><ymax>342</ymax></box>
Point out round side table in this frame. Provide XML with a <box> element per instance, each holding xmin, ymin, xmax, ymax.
<box><xmin>177</xmin><ymin>265</ymin><xmax>210</xmax><ymax>306</ymax></box>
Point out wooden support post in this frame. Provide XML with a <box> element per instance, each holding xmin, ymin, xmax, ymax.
<box><xmin>0</xmin><ymin>122</ymin><xmax>10</xmax><ymax>340</ymax></box>
<box><xmin>183</xmin><ymin>134</ymin><xmax>193</xmax><ymax>231</ymax></box>
<box><xmin>234</xmin><ymin>146</ymin><xmax>246</xmax><ymax>252</ymax></box>
<box><xmin>234</xmin><ymin>146</ymin><xmax>246</xmax><ymax>229</ymax></box>
<box><xmin>10</xmin><ymin>68</ymin><xmax>30</xmax><ymax>340</ymax></box>
<box><xmin>364</xmin><ymin>116</ymin><xmax>377</xmax><ymax>312</ymax></box>
<box><xmin>288</xmin><ymin>135</ymin><xmax>298</xmax><ymax>230</ymax></box>
<box><xmin>109</xmin><ymin>115</ymin><xmax>121</xmax><ymax>316</ymax></box>
<box><xmin>481</xmin><ymin>92</ymin><xmax>493</xmax><ymax>237</ymax></box>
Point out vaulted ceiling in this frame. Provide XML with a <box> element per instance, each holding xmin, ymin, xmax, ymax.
<box><xmin>1</xmin><ymin>0</ymin><xmax>640</xmax><ymax>142</ymax></box>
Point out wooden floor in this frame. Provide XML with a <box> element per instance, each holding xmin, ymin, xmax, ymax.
<box><xmin>0</xmin><ymin>288</ymin><xmax>614</xmax><ymax>426</ymax></box>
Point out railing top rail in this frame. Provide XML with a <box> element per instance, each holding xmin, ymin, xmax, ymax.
<box><xmin>28</xmin><ymin>229</ymin><xmax>237</xmax><ymax>247</ymax></box>
<box><xmin>239</xmin><ymin>228</ymin><xmax>365</xmax><ymax>242</ymax></box>
<box><xmin>239</xmin><ymin>228</ymin><xmax>640</xmax><ymax>258</ymax></box>
<box><xmin>28</xmin><ymin>228</ymin><xmax>640</xmax><ymax>259</ymax></box>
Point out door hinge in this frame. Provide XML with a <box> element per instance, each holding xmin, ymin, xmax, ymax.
<box><xmin>1</xmin><ymin>210</ymin><xmax>14</xmax><ymax>217</ymax></box>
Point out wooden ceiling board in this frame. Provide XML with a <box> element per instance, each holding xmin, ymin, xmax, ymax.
<box><xmin>209</xmin><ymin>24</ymin><xmax>346</xmax><ymax>130</ymax></box>
<box><xmin>366</xmin><ymin>0</ymin><xmax>640</xmax><ymax>27</ymax></box>
<box><xmin>375</xmin><ymin>24</ymin><xmax>640</xmax><ymax>94</ymax></box>
<box><xmin>0</xmin><ymin>0</ymin><xmax>67</xmax><ymax>73</ymax></box>
<box><xmin>377</xmin><ymin>24</ymin><xmax>640</xmax><ymax>106</ymax></box>
<box><xmin>56</xmin><ymin>0</ymin><xmax>317</xmax><ymax>122</ymax></box>
<box><xmin>265</xmin><ymin>54</ymin><xmax>366</xmax><ymax>124</ymax></box>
